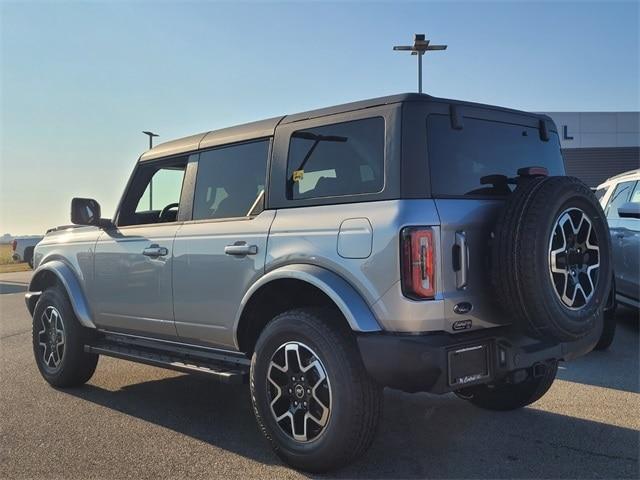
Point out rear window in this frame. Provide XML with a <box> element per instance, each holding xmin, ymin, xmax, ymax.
<box><xmin>287</xmin><ymin>117</ymin><xmax>384</xmax><ymax>200</ymax></box>
<box><xmin>427</xmin><ymin>114</ymin><xmax>564</xmax><ymax>197</ymax></box>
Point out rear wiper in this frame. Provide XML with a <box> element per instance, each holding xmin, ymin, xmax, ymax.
<box><xmin>291</xmin><ymin>132</ymin><xmax>347</xmax><ymax>173</ymax></box>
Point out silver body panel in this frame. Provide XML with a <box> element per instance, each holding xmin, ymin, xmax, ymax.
<box><xmin>172</xmin><ymin>211</ymin><xmax>275</xmax><ymax>349</ymax></box>
<box><xmin>90</xmin><ymin>224</ymin><xmax>180</xmax><ymax>338</ymax></box>
<box><xmin>28</xmin><ymin>94</ymin><xmax>562</xmax><ymax>354</ymax></box>
<box><xmin>609</xmin><ymin>212</ymin><xmax>640</xmax><ymax>304</ymax></box>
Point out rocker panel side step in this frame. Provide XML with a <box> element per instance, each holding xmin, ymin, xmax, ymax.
<box><xmin>85</xmin><ymin>340</ymin><xmax>249</xmax><ymax>384</ymax></box>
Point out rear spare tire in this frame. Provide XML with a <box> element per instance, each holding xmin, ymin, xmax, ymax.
<box><xmin>492</xmin><ymin>176</ymin><xmax>612</xmax><ymax>342</ymax></box>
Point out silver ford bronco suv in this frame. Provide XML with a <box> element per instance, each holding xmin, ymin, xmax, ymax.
<box><xmin>26</xmin><ymin>93</ymin><xmax>613</xmax><ymax>472</ymax></box>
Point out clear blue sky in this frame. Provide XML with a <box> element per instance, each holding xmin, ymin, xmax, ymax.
<box><xmin>1</xmin><ymin>0</ymin><xmax>638</xmax><ymax>234</ymax></box>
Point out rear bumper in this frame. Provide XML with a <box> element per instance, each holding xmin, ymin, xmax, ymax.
<box><xmin>357</xmin><ymin>325</ymin><xmax>600</xmax><ymax>394</ymax></box>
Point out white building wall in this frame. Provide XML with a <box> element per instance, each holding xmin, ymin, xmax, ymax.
<box><xmin>543</xmin><ymin>112</ymin><xmax>640</xmax><ymax>148</ymax></box>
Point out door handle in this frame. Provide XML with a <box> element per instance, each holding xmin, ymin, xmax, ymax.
<box><xmin>143</xmin><ymin>244</ymin><xmax>168</xmax><ymax>257</ymax></box>
<box><xmin>224</xmin><ymin>243</ymin><xmax>258</xmax><ymax>256</ymax></box>
<box><xmin>454</xmin><ymin>231</ymin><xmax>469</xmax><ymax>290</ymax></box>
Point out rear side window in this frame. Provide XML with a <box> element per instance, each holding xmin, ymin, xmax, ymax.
<box><xmin>427</xmin><ymin>115</ymin><xmax>564</xmax><ymax>197</ymax></box>
<box><xmin>193</xmin><ymin>140</ymin><xmax>269</xmax><ymax>220</ymax></box>
<box><xmin>286</xmin><ymin>117</ymin><xmax>384</xmax><ymax>200</ymax></box>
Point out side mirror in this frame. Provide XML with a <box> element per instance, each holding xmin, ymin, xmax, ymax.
<box><xmin>618</xmin><ymin>202</ymin><xmax>640</xmax><ymax>219</ymax></box>
<box><xmin>71</xmin><ymin>198</ymin><xmax>104</xmax><ymax>226</ymax></box>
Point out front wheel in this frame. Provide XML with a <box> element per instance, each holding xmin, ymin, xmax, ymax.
<box><xmin>32</xmin><ymin>286</ymin><xmax>99</xmax><ymax>387</ymax></box>
<box><xmin>455</xmin><ymin>360</ymin><xmax>558</xmax><ymax>411</ymax></box>
<box><xmin>250</xmin><ymin>308</ymin><xmax>382</xmax><ymax>472</ymax></box>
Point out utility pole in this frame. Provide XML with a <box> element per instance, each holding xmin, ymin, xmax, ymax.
<box><xmin>393</xmin><ymin>34</ymin><xmax>447</xmax><ymax>93</ymax></box>
<box><xmin>142</xmin><ymin>131</ymin><xmax>159</xmax><ymax>149</ymax></box>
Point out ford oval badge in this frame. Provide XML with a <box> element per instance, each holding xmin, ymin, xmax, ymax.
<box><xmin>453</xmin><ymin>302</ymin><xmax>472</xmax><ymax>315</ymax></box>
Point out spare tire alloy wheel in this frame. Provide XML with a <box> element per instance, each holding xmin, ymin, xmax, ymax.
<box><xmin>549</xmin><ymin>208</ymin><xmax>600</xmax><ymax>310</ymax></box>
<box><xmin>37</xmin><ymin>305</ymin><xmax>66</xmax><ymax>372</ymax></box>
<box><xmin>267</xmin><ymin>341</ymin><xmax>332</xmax><ymax>443</ymax></box>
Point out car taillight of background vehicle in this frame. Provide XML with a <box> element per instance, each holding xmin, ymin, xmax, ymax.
<box><xmin>11</xmin><ymin>240</ymin><xmax>17</xmax><ymax>251</ymax></box>
<box><xmin>400</xmin><ymin>227</ymin><xmax>436</xmax><ymax>299</ymax></box>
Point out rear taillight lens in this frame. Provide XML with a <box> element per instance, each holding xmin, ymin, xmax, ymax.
<box><xmin>400</xmin><ymin>227</ymin><xmax>436</xmax><ymax>299</ymax></box>
<box><xmin>11</xmin><ymin>240</ymin><xmax>17</xmax><ymax>251</ymax></box>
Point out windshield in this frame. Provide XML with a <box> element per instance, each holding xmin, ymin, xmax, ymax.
<box><xmin>427</xmin><ymin>114</ymin><xmax>564</xmax><ymax>197</ymax></box>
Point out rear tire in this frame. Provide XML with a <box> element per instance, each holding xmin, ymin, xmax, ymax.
<box><xmin>455</xmin><ymin>360</ymin><xmax>558</xmax><ymax>411</ymax></box>
<box><xmin>250</xmin><ymin>308</ymin><xmax>382</xmax><ymax>472</ymax></box>
<box><xmin>32</xmin><ymin>286</ymin><xmax>98</xmax><ymax>387</ymax></box>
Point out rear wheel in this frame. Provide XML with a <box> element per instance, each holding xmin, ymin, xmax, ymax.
<box><xmin>455</xmin><ymin>360</ymin><xmax>558</xmax><ymax>411</ymax></box>
<box><xmin>32</xmin><ymin>286</ymin><xmax>98</xmax><ymax>387</ymax></box>
<box><xmin>250</xmin><ymin>308</ymin><xmax>382</xmax><ymax>472</ymax></box>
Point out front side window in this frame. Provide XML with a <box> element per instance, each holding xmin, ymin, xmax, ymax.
<box><xmin>118</xmin><ymin>158</ymin><xmax>187</xmax><ymax>226</ymax></box>
<box><xmin>136</xmin><ymin>167</ymin><xmax>185</xmax><ymax>214</ymax></box>
<box><xmin>286</xmin><ymin>117</ymin><xmax>384</xmax><ymax>200</ymax></box>
<box><xmin>605</xmin><ymin>181</ymin><xmax>635</xmax><ymax>219</ymax></box>
<box><xmin>192</xmin><ymin>140</ymin><xmax>269</xmax><ymax>220</ymax></box>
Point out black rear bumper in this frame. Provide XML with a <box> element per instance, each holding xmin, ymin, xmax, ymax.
<box><xmin>356</xmin><ymin>325</ymin><xmax>600</xmax><ymax>394</ymax></box>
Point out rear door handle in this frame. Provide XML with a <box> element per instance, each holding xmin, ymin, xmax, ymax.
<box><xmin>454</xmin><ymin>231</ymin><xmax>469</xmax><ymax>290</ymax></box>
<box><xmin>142</xmin><ymin>244</ymin><xmax>168</xmax><ymax>257</ymax></box>
<box><xmin>224</xmin><ymin>243</ymin><xmax>258</xmax><ymax>256</ymax></box>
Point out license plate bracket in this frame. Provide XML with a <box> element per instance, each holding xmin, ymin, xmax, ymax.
<box><xmin>448</xmin><ymin>343</ymin><xmax>491</xmax><ymax>387</ymax></box>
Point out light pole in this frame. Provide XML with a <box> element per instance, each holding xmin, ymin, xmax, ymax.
<box><xmin>142</xmin><ymin>131</ymin><xmax>159</xmax><ymax>209</ymax></box>
<box><xmin>393</xmin><ymin>34</ymin><xmax>447</xmax><ymax>93</ymax></box>
<box><xmin>142</xmin><ymin>131</ymin><xmax>159</xmax><ymax>149</ymax></box>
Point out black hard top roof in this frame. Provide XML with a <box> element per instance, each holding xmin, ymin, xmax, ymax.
<box><xmin>140</xmin><ymin>93</ymin><xmax>549</xmax><ymax>161</ymax></box>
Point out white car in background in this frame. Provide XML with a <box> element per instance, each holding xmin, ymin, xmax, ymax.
<box><xmin>11</xmin><ymin>236</ymin><xmax>43</xmax><ymax>268</ymax></box>
<box><xmin>595</xmin><ymin>169</ymin><xmax>640</xmax><ymax>310</ymax></box>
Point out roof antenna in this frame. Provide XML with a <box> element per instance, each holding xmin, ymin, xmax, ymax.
<box><xmin>393</xmin><ymin>34</ymin><xmax>447</xmax><ymax>93</ymax></box>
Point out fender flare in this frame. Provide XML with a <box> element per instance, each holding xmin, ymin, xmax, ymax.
<box><xmin>27</xmin><ymin>260</ymin><xmax>95</xmax><ymax>329</ymax></box>
<box><xmin>234</xmin><ymin>264</ymin><xmax>381</xmax><ymax>349</ymax></box>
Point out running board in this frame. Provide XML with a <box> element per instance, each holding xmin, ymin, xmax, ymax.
<box><xmin>85</xmin><ymin>337</ymin><xmax>249</xmax><ymax>384</ymax></box>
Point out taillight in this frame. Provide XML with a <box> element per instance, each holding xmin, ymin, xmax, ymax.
<box><xmin>11</xmin><ymin>240</ymin><xmax>17</xmax><ymax>251</ymax></box>
<box><xmin>400</xmin><ymin>227</ymin><xmax>436</xmax><ymax>299</ymax></box>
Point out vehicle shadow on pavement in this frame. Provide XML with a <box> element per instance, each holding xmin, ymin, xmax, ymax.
<box><xmin>66</xmin><ymin>372</ymin><xmax>638</xmax><ymax>479</ymax></box>
<box><xmin>67</xmin><ymin>375</ymin><xmax>285</xmax><ymax>468</ymax></box>
<box><xmin>332</xmin><ymin>390</ymin><xmax>639</xmax><ymax>479</ymax></box>
<box><xmin>557</xmin><ymin>308</ymin><xmax>639</xmax><ymax>394</ymax></box>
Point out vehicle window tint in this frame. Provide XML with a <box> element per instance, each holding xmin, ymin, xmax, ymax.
<box><xmin>287</xmin><ymin>117</ymin><xmax>384</xmax><ymax>200</ymax></box>
<box><xmin>605</xmin><ymin>181</ymin><xmax>635</xmax><ymax>219</ymax></box>
<box><xmin>136</xmin><ymin>167</ymin><xmax>185</xmax><ymax>213</ymax></box>
<box><xmin>118</xmin><ymin>157</ymin><xmax>188</xmax><ymax>227</ymax></box>
<box><xmin>630</xmin><ymin>182</ymin><xmax>640</xmax><ymax>204</ymax></box>
<box><xmin>193</xmin><ymin>140</ymin><xmax>269</xmax><ymax>220</ymax></box>
<box><xmin>427</xmin><ymin>115</ymin><xmax>564</xmax><ymax>197</ymax></box>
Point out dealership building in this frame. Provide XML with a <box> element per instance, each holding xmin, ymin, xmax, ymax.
<box><xmin>542</xmin><ymin>112</ymin><xmax>640</xmax><ymax>187</ymax></box>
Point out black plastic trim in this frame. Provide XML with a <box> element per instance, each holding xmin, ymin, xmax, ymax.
<box><xmin>357</xmin><ymin>324</ymin><xmax>600</xmax><ymax>394</ymax></box>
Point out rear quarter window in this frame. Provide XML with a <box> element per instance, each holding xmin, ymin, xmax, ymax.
<box><xmin>286</xmin><ymin>117</ymin><xmax>384</xmax><ymax>200</ymax></box>
<box><xmin>427</xmin><ymin>114</ymin><xmax>564</xmax><ymax>197</ymax></box>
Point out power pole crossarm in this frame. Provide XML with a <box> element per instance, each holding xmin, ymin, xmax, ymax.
<box><xmin>393</xmin><ymin>34</ymin><xmax>447</xmax><ymax>93</ymax></box>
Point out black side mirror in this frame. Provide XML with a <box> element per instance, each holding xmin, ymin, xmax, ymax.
<box><xmin>618</xmin><ymin>202</ymin><xmax>640</xmax><ymax>220</ymax></box>
<box><xmin>71</xmin><ymin>198</ymin><xmax>104</xmax><ymax>226</ymax></box>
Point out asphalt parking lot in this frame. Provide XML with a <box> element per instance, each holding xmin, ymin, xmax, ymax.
<box><xmin>0</xmin><ymin>270</ymin><xmax>638</xmax><ymax>479</ymax></box>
